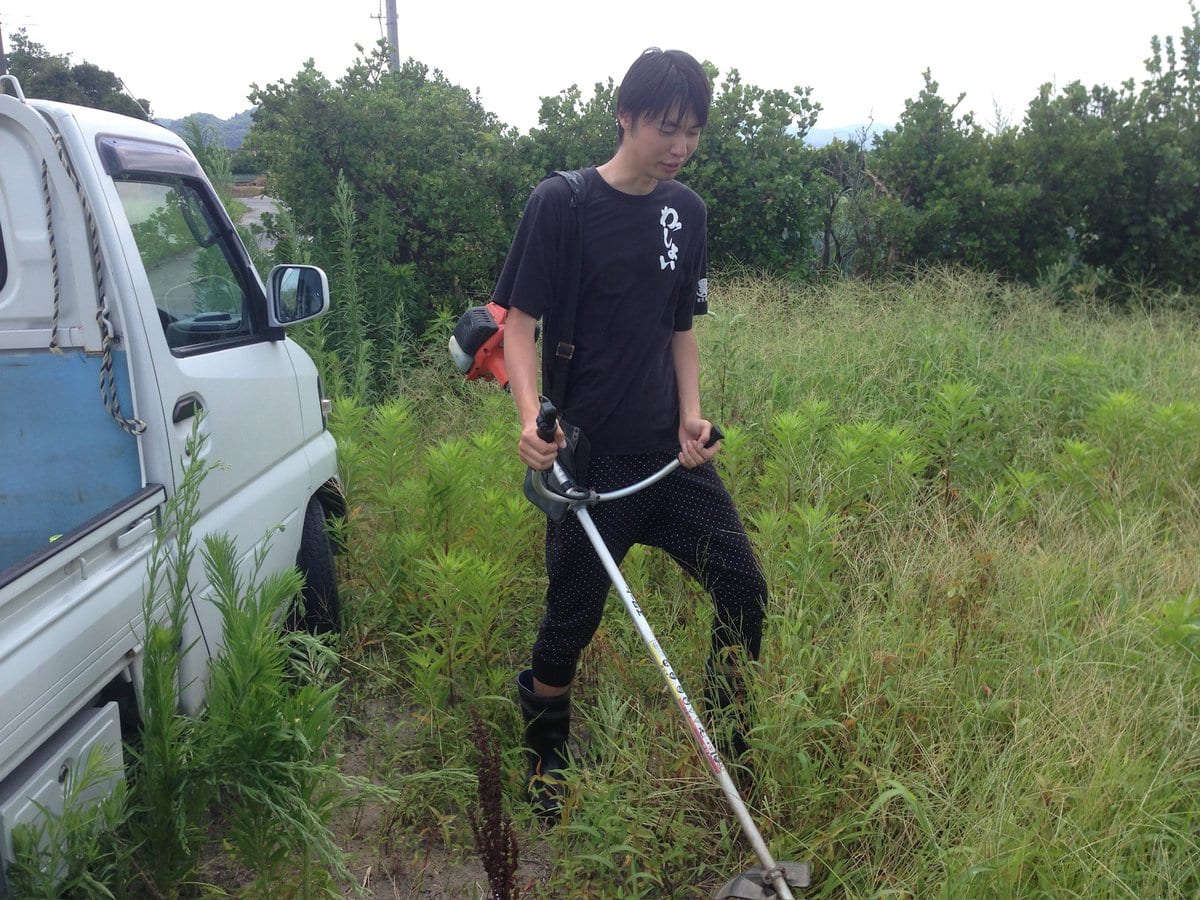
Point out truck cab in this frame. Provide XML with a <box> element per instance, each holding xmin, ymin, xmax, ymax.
<box><xmin>0</xmin><ymin>75</ymin><xmax>342</xmax><ymax>889</ymax></box>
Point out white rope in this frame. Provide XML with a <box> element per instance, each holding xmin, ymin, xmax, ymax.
<box><xmin>49</xmin><ymin>135</ymin><xmax>146</xmax><ymax>435</ymax></box>
<box><xmin>39</xmin><ymin>159</ymin><xmax>62</xmax><ymax>354</ymax></box>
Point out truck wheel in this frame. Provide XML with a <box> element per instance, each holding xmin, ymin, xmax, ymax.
<box><xmin>294</xmin><ymin>496</ymin><xmax>340</xmax><ymax>633</ymax></box>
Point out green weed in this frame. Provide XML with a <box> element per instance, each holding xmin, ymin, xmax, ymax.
<box><xmin>5</xmin><ymin>747</ymin><xmax>133</xmax><ymax>898</ymax></box>
<box><xmin>125</xmin><ymin>423</ymin><xmax>389</xmax><ymax>897</ymax></box>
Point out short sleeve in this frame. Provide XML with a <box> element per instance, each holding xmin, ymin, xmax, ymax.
<box><xmin>674</xmin><ymin>199</ymin><xmax>708</xmax><ymax>329</ymax></box>
<box><xmin>492</xmin><ymin>177</ymin><xmax>571</xmax><ymax>321</ymax></box>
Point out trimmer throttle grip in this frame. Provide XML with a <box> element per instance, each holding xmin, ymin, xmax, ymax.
<box><xmin>536</xmin><ymin>399</ymin><xmax>559</xmax><ymax>443</ymax></box>
<box><xmin>705</xmin><ymin>425</ymin><xmax>725</xmax><ymax>449</ymax></box>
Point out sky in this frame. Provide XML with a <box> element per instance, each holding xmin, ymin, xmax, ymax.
<box><xmin>2</xmin><ymin>0</ymin><xmax>1195</xmax><ymax>134</ymax></box>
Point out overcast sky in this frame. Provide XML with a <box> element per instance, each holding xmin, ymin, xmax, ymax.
<box><xmin>3</xmin><ymin>0</ymin><xmax>1194</xmax><ymax>133</ymax></box>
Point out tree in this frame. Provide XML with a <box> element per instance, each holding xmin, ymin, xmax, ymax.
<box><xmin>518</xmin><ymin>80</ymin><xmax>619</xmax><ymax>174</ymax></box>
<box><xmin>1015</xmin><ymin>80</ymin><xmax>1125</xmax><ymax>281</ymax></box>
<box><xmin>687</xmin><ymin>68</ymin><xmax>824</xmax><ymax>274</ymax></box>
<box><xmin>1095</xmin><ymin>9</ymin><xmax>1200</xmax><ymax>289</ymax></box>
<box><xmin>179</xmin><ymin>118</ymin><xmax>234</xmax><ymax>207</ymax></box>
<box><xmin>813</xmin><ymin>133</ymin><xmax>906</xmax><ymax>277</ymax></box>
<box><xmin>870</xmin><ymin>72</ymin><xmax>1000</xmax><ymax>270</ymax></box>
<box><xmin>6</xmin><ymin>30</ymin><xmax>150</xmax><ymax>119</ymax></box>
<box><xmin>244</xmin><ymin>43</ymin><xmax>531</xmax><ymax>349</ymax></box>
<box><xmin>1014</xmin><ymin>3</ymin><xmax>1200</xmax><ymax>292</ymax></box>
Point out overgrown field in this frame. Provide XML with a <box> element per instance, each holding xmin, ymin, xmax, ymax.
<box><xmin>330</xmin><ymin>269</ymin><xmax>1199</xmax><ymax>898</ymax></box>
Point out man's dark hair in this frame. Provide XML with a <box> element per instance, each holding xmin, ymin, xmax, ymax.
<box><xmin>615</xmin><ymin>48</ymin><xmax>711</xmax><ymax>142</ymax></box>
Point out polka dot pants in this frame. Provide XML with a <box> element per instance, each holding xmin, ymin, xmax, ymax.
<box><xmin>531</xmin><ymin>452</ymin><xmax>766</xmax><ymax>688</ymax></box>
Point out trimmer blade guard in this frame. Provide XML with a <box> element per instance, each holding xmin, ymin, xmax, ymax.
<box><xmin>713</xmin><ymin>861</ymin><xmax>811</xmax><ymax>899</ymax></box>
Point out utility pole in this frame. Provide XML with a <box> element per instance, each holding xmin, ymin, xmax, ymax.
<box><xmin>385</xmin><ymin>0</ymin><xmax>400</xmax><ymax>73</ymax></box>
<box><xmin>0</xmin><ymin>18</ymin><xmax>8</xmax><ymax>77</ymax></box>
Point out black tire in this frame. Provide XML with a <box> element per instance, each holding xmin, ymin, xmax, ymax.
<box><xmin>293</xmin><ymin>496</ymin><xmax>340</xmax><ymax>633</ymax></box>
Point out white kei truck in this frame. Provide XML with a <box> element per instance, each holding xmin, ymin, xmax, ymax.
<box><xmin>0</xmin><ymin>74</ymin><xmax>343</xmax><ymax>891</ymax></box>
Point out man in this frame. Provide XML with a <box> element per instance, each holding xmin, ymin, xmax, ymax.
<box><xmin>494</xmin><ymin>47</ymin><xmax>767</xmax><ymax>818</ymax></box>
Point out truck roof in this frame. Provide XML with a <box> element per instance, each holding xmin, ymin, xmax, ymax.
<box><xmin>28</xmin><ymin>96</ymin><xmax>191</xmax><ymax>152</ymax></box>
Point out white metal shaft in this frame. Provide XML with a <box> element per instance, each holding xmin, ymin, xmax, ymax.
<box><xmin>574</xmin><ymin>505</ymin><xmax>795</xmax><ymax>900</ymax></box>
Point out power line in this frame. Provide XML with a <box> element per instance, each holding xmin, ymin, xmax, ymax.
<box><xmin>1</xmin><ymin>7</ymin><xmax>42</xmax><ymax>75</ymax></box>
<box><xmin>0</xmin><ymin>9</ymin><xmax>38</xmax><ymax>31</ymax></box>
<box><xmin>371</xmin><ymin>0</ymin><xmax>385</xmax><ymax>41</ymax></box>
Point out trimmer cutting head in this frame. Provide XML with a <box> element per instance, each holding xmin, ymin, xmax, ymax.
<box><xmin>713</xmin><ymin>861</ymin><xmax>811</xmax><ymax>899</ymax></box>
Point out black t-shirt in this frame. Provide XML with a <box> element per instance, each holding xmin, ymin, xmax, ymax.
<box><xmin>493</xmin><ymin>168</ymin><xmax>708</xmax><ymax>456</ymax></box>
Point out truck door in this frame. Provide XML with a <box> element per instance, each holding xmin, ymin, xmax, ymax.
<box><xmin>97</xmin><ymin>140</ymin><xmax>317</xmax><ymax>706</ymax></box>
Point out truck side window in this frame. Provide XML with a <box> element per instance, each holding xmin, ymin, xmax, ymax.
<box><xmin>112</xmin><ymin>178</ymin><xmax>254</xmax><ymax>353</ymax></box>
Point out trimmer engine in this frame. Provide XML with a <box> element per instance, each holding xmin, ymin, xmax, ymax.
<box><xmin>449</xmin><ymin>301</ymin><xmax>509</xmax><ymax>387</ymax></box>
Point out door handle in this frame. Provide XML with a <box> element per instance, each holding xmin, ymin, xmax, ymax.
<box><xmin>116</xmin><ymin>516</ymin><xmax>154</xmax><ymax>549</ymax></box>
<box><xmin>173</xmin><ymin>395</ymin><xmax>203</xmax><ymax>423</ymax></box>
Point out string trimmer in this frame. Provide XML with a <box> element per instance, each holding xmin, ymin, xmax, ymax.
<box><xmin>528</xmin><ymin>400</ymin><xmax>810</xmax><ymax>900</ymax></box>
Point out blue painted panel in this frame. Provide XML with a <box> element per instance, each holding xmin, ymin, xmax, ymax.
<box><xmin>0</xmin><ymin>350</ymin><xmax>143</xmax><ymax>572</ymax></box>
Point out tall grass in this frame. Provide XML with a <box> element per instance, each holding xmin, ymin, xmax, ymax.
<box><xmin>331</xmin><ymin>268</ymin><xmax>1199</xmax><ymax>897</ymax></box>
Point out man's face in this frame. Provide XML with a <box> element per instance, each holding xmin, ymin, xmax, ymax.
<box><xmin>619</xmin><ymin>106</ymin><xmax>703</xmax><ymax>183</ymax></box>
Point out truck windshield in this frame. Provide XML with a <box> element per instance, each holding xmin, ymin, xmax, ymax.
<box><xmin>113</xmin><ymin>177</ymin><xmax>254</xmax><ymax>353</ymax></box>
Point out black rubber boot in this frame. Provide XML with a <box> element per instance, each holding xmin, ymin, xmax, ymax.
<box><xmin>516</xmin><ymin>670</ymin><xmax>572</xmax><ymax>820</ymax></box>
<box><xmin>705</xmin><ymin>656</ymin><xmax>751</xmax><ymax>764</ymax></box>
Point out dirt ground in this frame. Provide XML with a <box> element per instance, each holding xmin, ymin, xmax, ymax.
<box><xmin>329</xmin><ymin>697</ymin><xmax>554</xmax><ymax>898</ymax></box>
<box><xmin>333</xmin><ymin>700</ymin><xmax>495</xmax><ymax>898</ymax></box>
<box><xmin>196</xmin><ymin>695</ymin><xmax>554</xmax><ymax>897</ymax></box>
<box><xmin>235</xmin><ymin>193</ymin><xmax>276</xmax><ymax>229</ymax></box>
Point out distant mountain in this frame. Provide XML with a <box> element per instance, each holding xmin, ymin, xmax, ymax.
<box><xmin>155</xmin><ymin>109</ymin><xmax>254</xmax><ymax>150</ymax></box>
<box><xmin>805</xmin><ymin>123</ymin><xmax>892</xmax><ymax>147</ymax></box>
<box><xmin>151</xmin><ymin>110</ymin><xmax>884</xmax><ymax>153</ymax></box>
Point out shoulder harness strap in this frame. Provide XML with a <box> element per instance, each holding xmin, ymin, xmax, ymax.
<box><xmin>548</xmin><ymin>169</ymin><xmax>588</xmax><ymax>411</ymax></box>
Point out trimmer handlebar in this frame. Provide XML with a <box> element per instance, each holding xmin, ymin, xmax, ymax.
<box><xmin>529</xmin><ymin>401</ymin><xmax>724</xmax><ymax>510</ymax></box>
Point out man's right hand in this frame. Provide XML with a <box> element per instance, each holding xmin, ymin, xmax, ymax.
<box><xmin>504</xmin><ymin>306</ymin><xmax>565</xmax><ymax>469</ymax></box>
<box><xmin>519</xmin><ymin>420</ymin><xmax>565</xmax><ymax>470</ymax></box>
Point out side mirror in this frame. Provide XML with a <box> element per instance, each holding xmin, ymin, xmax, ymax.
<box><xmin>266</xmin><ymin>265</ymin><xmax>330</xmax><ymax>327</ymax></box>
